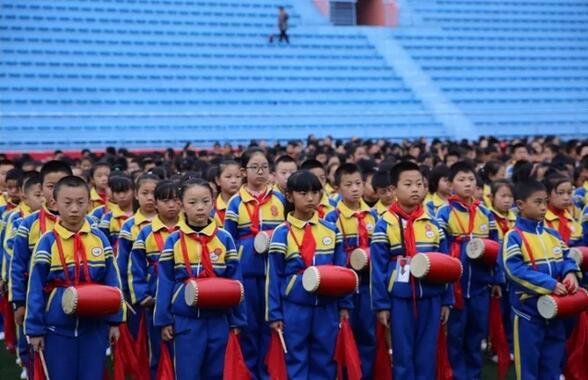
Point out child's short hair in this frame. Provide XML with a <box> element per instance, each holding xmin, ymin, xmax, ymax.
<box><xmin>286</xmin><ymin>170</ymin><xmax>322</xmax><ymax>193</ymax></box>
<box><xmin>390</xmin><ymin>161</ymin><xmax>420</xmax><ymax>186</ymax></box>
<box><xmin>40</xmin><ymin>160</ymin><xmax>73</xmax><ymax>183</ymax></box>
<box><xmin>300</xmin><ymin>159</ymin><xmax>324</xmax><ymax>172</ymax></box>
<box><xmin>274</xmin><ymin>155</ymin><xmax>297</xmax><ymax>170</ymax></box>
<box><xmin>448</xmin><ymin>161</ymin><xmax>475</xmax><ymax>182</ymax></box>
<box><xmin>240</xmin><ymin>147</ymin><xmax>266</xmax><ymax>169</ymax></box>
<box><xmin>89</xmin><ymin>161</ymin><xmax>110</xmax><ymax>178</ymax></box>
<box><xmin>334</xmin><ymin>163</ymin><xmax>361</xmax><ymax>186</ymax></box>
<box><xmin>17</xmin><ymin>171</ymin><xmax>38</xmax><ymax>190</ymax></box>
<box><xmin>135</xmin><ymin>173</ymin><xmax>160</xmax><ymax>189</ymax></box>
<box><xmin>428</xmin><ymin>165</ymin><xmax>450</xmax><ymax>193</ymax></box>
<box><xmin>371</xmin><ymin>169</ymin><xmax>392</xmax><ymax>190</ymax></box>
<box><xmin>53</xmin><ymin>176</ymin><xmax>90</xmax><ymax>200</ymax></box>
<box><xmin>490</xmin><ymin>179</ymin><xmax>514</xmax><ymax>196</ymax></box>
<box><xmin>179</xmin><ymin>178</ymin><xmax>213</xmax><ymax>199</ymax></box>
<box><xmin>543</xmin><ymin>175</ymin><xmax>572</xmax><ymax>195</ymax></box>
<box><xmin>109</xmin><ymin>175</ymin><xmax>134</xmax><ymax>193</ymax></box>
<box><xmin>155</xmin><ymin>180</ymin><xmax>180</xmax><ymax>201</ymax></box>
<box><xmin>22</xmin><ymin>172</ymin><xmax>42</xmax><ymax>193</ymax></box>
<box><xmin>514</xmin><ymin>179</ymin><xmax>546</xmax><ymax>201</ymax></box>
<box><xmin>6</xmin><ymin>168</ymin><xmax>23</xmax><ymax>183</ymax></box>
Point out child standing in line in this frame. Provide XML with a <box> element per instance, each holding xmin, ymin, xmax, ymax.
<box><xmin>212</xmin><ymin>160</ymin><xmax>241</xmax><ymax>227</ymax></box>
<box><xmin>300</xmin><ymin>159</ymin><xmax>336</xmax><ymax>218</ymax></box>
<box><xmin>425</xmin><ymin>164</ymin><xmax>451</xmax><ymax>217</ymax></box>
<box><xmin>98</xmin><ymin>175</ymin><xmax>135</xmax><ymax>253</ymax></box>
<box><xmin>371</xmin><ymin>169</ymin><xmax>395</xmax><ymax>216</ymax></box>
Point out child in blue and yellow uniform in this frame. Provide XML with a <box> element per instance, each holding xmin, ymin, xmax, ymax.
<box><xmin>212</xmin><ymin>160</ymin><xmax>241</xmax><ymax>227</ymax></box>
<box><xmin>372</xmin><ymin>161</ymin><xmax>453</xmax><ymax>379</ymax></box>
<box><xmin>425</xmin><ymin>164</ymin><xmax>450</xmax><ymax>217</ymax></box>
<box><xmin>129</xmin><ymin>180</ymin><xmax>182</xmax><ymax>378</ymax></box>
<box><xmin>371</xmin><ymin>169</ymin><xmax>395</xmax><ymax>217</ymax></box>
<box><xmin>300</xmin><ymin>159</ymin><xmax>336</xmax><ymax>219</ymax></box>
<box><xmin>272</xmin><ymin>155</ymin><xmax>298</xmax><ymax>195</ymax></box>
<box><xmin>503</xmin><ymin>179</ymin><xmax>581</xmax><ymax>380</ymax></box>
<box><xmin>154</xmin><ymin>178</ymin><xmax>246</xmax><ymax>380</ymax></box>
<box><xmin>25</xmin><ymin>176</ymin><xmax>124</xmax><ymax>380</ymax></box>
<box><xmin>436</xmin><ymin>161</ymin><xmax>502</xmax><ymax>380</ymax></box>
<box><xmin>325</xmin><ymin>163</ymin><xmax>378</xmax><ymax>379</ymax></box>
<box><xmin>224</xmin><ymin>148</ymin><xmax>286</xmax><ymax>379</ymax></box>
<box><xmin>89</xmin><ymin>161</ymin><xmax>115</xmax><ymax>211</ymax></box>
<box><xmin>266</xmin><ymin>170</ymin><xmax>351</xmax><ymax>379</ymax></box>
<box><xmin>544</xmin><ymin>175</ymin><xmax>583</xmax><ymax>247</ymax></box>
<box><xmin>98</xmin><ymin>175</ymin><xmax>135</xmax><ymax>252</ymax></box>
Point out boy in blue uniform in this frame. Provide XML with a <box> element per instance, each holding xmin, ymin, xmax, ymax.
<box><xmin>325</xmin><ymin>163</ymin><xmax>378</xmax><ymax>379</ymax></box>
<box><xmin>372</xmin><ymin>162</ymin><xmax>453</xmax><ymax>380</ymax></box>
<box><xmin>503</xmin><ymin>179</ymin><xmax>581</xmax><ymax>380</ymax></box>
<box><xmin>436</xmin><ymin>161</ymin><xmax>502</xmax><ymax>380</ymax></box>
<box><xmin>25</xmin><ymin>176</ymin><xmax>124</xmax><ymax>380</ymax></box>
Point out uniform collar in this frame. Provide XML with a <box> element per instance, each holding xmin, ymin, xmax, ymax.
<box><xmin>383</xmin><ymin>205</ymin><xmax>430</xmax><ymax>225</ymax></box>
<box><xmin>337</xmin><ymin>199</ymin><xmax>371</xmax><ymax>218</ymax></box>
<box><xmin>151</xmin><ymin>215</ymin><xmax>181</xmax><ymax>232</ymax></box>
<box><xmin>134</xmin><ymin>209</ymin><xmax>153</xmax><ymax>226</ymax></box>
<box><xmin>320</xmin><ymin>191</ymin><xmax>331</xmax><ymax>207</ymax></box>
<box><xmin>16</xmin><ymin>202</ymin><xmax>32</xmax><ymax>216</ymax></box>
<box><xmin>216</xmin><ymin>194</ymin><xmax>228</xmax><ymax>211</ymax></box>
<box><xmin>374</xmin><ymin>200</ymin><xmax>389</xmax><ymax>215</ymax></box>
<box><xmin>490</xmin><ymin>206</ymin><xmax>516</xmax><ymax>222</ymax></box>
<box><xmin>287</xmin><ymin>212</ymin><xmax>320</xmax><ymax>229</ymax></box>
<box><xmin>90</xmin><ymin>187</ymin><xmax>105</xmax><ymax>202</ymax></box>
<box><xmin>178</xmin><ymin>219</ymin><xmax>217</xmax><ymax>236</ymax></box>
<box><xmin>239</xmin><ymin>185</ymin><xmax>272</xmax><ymax>203</ymax></box>
<box><xmin>432</xmin><ymin>192</ymin><xmax>446</xmax><ymax>207</ymax></box>
<box><xmin>111</xmin><ymin>204</ymin><xmax>130</xmax><ymax>219</ymax></box>
<box><xmin>545</xmin><ymin>207</ymin><xmax>572</xmax><ymax>222</ymax></box>
<box><xmin>54</xmin><ymin>219</ymin><xmax>92</xmax><ymax>239</ymax></box>
<box><xmin>515</xmin><ymin>216</ymin><xmax>544</xmax><ymax>234</ymax></box>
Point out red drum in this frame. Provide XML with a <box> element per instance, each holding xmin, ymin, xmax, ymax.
<box><xmin>184</xmin><ymin>277</ymin><xmax>244</xmax><ymax>309</ymax></box>
<box><xmin>410</xmin><ymin>252</ymin><xmax>463</xmax><ymax>284</ymax></box>
<box><xmin>349</xmin><ymin>248</ymin><xmax>370</xmax><ymax>271</ymax></box>
<box><xmin>569</xmin><ymin>246</ymin><xmax>588</xmax><ymax>271</ymax></box>
<box><xmin>302</xmin><ymin>265</ymin><xmax>358</xmax><ymax>297</ymax></box>
<box><xmin>254</xmin><ymin>230</ymin><xmax>273</xmax><ymax>254</ymax></box>
<box><xmin>537</xmin><ymin>288</ymin><xmax>588</xmax><ymax>319</ymax></box>
<box><xmin>466</xmin><ymin>238</ymin><xmax>500</xmax><ymax>266</ymax></box>
<box><xmin>61</xmin><ymin>284</ymin><xmax>123</xmax><ymax>317</ymax></box>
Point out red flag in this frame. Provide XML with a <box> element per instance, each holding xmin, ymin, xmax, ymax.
<box><xmin>33</xmin><ymin>352</ymin><xmax>47</xmax><ymax>380</ymax></box>
<box><xmin>488</xmin><ymin>297</ymin><xmax>511</xmax><ymax>380</ymax></box>
<box><xmin>334</xmin><ymin>319</ymin><xmax>362</xmax><ymax>380</ymax></box>
<box><xmin>223</xmin><ymin>331</ymin><xmax>251</xmax><ymax>380</ymax></box>
<box><xmin>134</xmin><ymin>313</ymin><xmax>151</xmax><ymax>380</ymax></box>
<box><xmin>373</xmin><ymin>323</ymin><xmax>393</xmax><ymax>380</ymax></box>
<box><xmin>156</xmin><ymin>342</ymin><xmax>174</xmax><ymax>380</ymax></box>
<box><xmin>436</xmin><ymin>326</ymin><xmax>453</xmax><ymax>380</ymax></box>
<box><xmin>117</xmin><ymin>323</ymin><xmax>142</xmax><ymax>379</ymax></box>
<box><xmin>564</xmin><ymin>311</ymin><xmax>588</xmax><ymax>380</ymax></box>
<box><xmin>1</xmin><ymin>297</ymin><xmax>16</xmax><ymax>352</ymax></box>
<box><xmin>265</xmin><ymin>330</ymin><xmax>288</xmax><ymax>380</ymax></box>
<box><xmin>112</xmin><ymin>344</ymin><xmax>126</xmax><ymax>380</ymax></box>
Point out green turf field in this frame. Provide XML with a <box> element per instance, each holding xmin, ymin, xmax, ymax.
<box><xmin>0</xmin><ymin>343</ymin><xmax>515</xmax><ymax>379</ymax></box>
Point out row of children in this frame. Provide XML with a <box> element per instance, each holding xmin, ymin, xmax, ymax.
<box><xmin>0</xmin><ymin>141</ymin><xmax>586</xmax><ymax>380</ymax></box>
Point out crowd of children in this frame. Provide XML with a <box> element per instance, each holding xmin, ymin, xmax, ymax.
<box><xmin>0</xmin><ymin>134</ymin><xmax>587</xmax><ymax>380</ymax></box>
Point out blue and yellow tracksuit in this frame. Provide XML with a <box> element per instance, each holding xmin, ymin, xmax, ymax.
<box><xmin>325</xmin><ymin>200</ymin><xmax>378</xmax><ymax>379</ymax></box>
<box><xmin>371</xmin><ymin>209</ymin><xmax>453</xmax><ymax>380</ymax></box>
<box><xmin>425</xmin><ymin>192</ymin><xmax>447</xmax><ymax>218</ymax></box>
<box><xmin>98</xmin><ymin>205</ymin><xmax>131</xmax><ymax>252</ymax></box>
<box><xmin>224</xmin><ymin>186</ymin><xmax>285</xmax><ymax>379</ymax></box>
<box><xmin>153</xmin><ymin>221</ymin><xmax>246</xmax><ymax>380</ymax></box>
<box><xmin>128</xmin><ymin>215</ymin><xmax>181</xmax><ymax>378</ymax></box>
<box><xmin>90</xmin><ymin>204</ymin><xmax>108</xmax><ymax>226</ymax></box>
<box><xmin>502</xmin><ymin>217</ymin><xmax>581</xmax><ymax>380</ymax></box>
<box><xmin>317</xmin><ymin>191</ymin><xmax>336</xmax><ymax>219</ymax></box>
<box><xmin>212</xmin><ymin>194</ymin><xmax>229</xmax><ymax>227</ymax></box>
<box><xmin>544</xmin><ymin>208</ymin><xmax>583</xmax><ymax>248</ymax></box>
<box><xmin>573</xmin><ymin>182</ymin><xmax>588</xmax><ymax>211</ymax></box>
<box><xmin>436</xmin><ymin>201</ymin><xmax>500</xmax><ymax>380</ymax></box>
<box><xmin>373</xmin><ymin>200</ymin><xmax>390</xmax><ymax>218</ymax></box>
<box><xmin>266</xmin><ymin>212</ymin><xmax>352</xmax><ymax>380</ymax></box>
<box><xmin>90</xmin><ymin>187</ymin><xmax>115</xmax><ymax>212</ymax></box>
<box><xmin>24</xmin><ymin>220</ymin><xmax>124</xmax><ymax>380</ymax></box>
<box><xmin>1</xmin><ymin>203</ymin><xmax>33</xmax><ymax>282</ymax></box>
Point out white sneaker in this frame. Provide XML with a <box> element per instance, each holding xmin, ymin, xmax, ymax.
<box><xmin>560</xmin><ymin>375</ymin><xmax>566</xmax><ymax>380</ymax></box>
<box><xmin>106</xmin><ymin>347</ymin><xmax>111</xmax><ymax>356</ymax></box>
<box><xmin>510</xmin><ymin>353</ymin><xmax>514</xmax><ymax>361</ymax></box>
<box><xmin>481</xmin><ymin>339</ymin><xmax>488</xmax><ymax>351</ymax></box>
<box><xmin>0</xmin><ymin>331</ymin><xmax>5</xmax><ymax>340</ymax></box>
<box><xmin>16</xmin><ymin>358</ymin><xmax>21</xmax><ymax>366</ymax></box>
<box><xmin>491</xmin><ymin>354</ymin><xmax>499</xmax><ymax>363</ymax></box>
<box><xmin>20</xmin><ymin>368</ymin><xmax>27</xmax><ymax>380</ymax></box>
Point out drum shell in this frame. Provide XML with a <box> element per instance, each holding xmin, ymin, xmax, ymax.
<box><xmin>350</xmin><ymin>248</ymin><xmax>370</xmax><ymax>271</ymax></box>
<box><xmin>569</xmin><ymin>246</ymin><xmax>588</xmax><ymax>271</ymax></box>
<box><xmin>466</xmin><ymin>238</ymin><xmax>500</xmax><ymax>266</ymax></box>
<box><xmin>61</xmin><ymin>284</ymin><xmax>123</xmax><ymax>317</ymax></box>
<box><xmin>537</xmin><ymin>288</ymin><xmax>588</xmax><ymax>319</ymax></box>
<box><xmin>410</xmin><ymin>252</ymin><xmax>463</xmax><ymax>284</ymax></box>
<box><xmin>302</xmin><ymin>265</ymin><xmax>358</xmax><ymax>297</ymax></box>
<box><xmin>184</xmin><ymin>277</ymin><xmax>244</xmax><ymax>309</ymax></box>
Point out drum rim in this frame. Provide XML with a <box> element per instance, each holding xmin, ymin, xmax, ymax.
<box><xmin>302</xmin><ymin>266</ymin><xmax>320</xmax><ymax>292</ymax></box>
<box><xmin>350</xmin><ymin>248</ymin><xmax>368</xmax><ymax>271</ymax></box>
<box><xmin>254</xmin><ymin>230</ymin><xmax>271</xmax><ymax>254</ymax></box>
<box><xmin>466</xmin><ymin>238</ymin><xmax>484</xmax><ymax>259</ymax></box>
<box><xmin>410</xmin><ymin>253</ymin><xmax>430</xmax><ymax>279</ymax></box>
<box><xmin>569</xmin><ymin>247</ymin><xmax>585</xmax><ymax>265</ymax></box>
<box><xmin>184</xmin><ymin>279</ymin><xmax>199</xmax><ymax>307</ymax></box>
<box><xmin>61</xmin><ymin>286</ymin><xmax>79</xmax><ymax>315</ymax></box>
<box><xmin>537</xmin><ymin>295</ymin><xmax>557</xmax><ymax>319</ymax></box>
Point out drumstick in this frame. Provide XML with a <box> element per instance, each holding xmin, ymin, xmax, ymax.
<box><xmin>277</xmin><ymin>328</ymin><xmax>288</xmax><ymax>354</ymax></box>
<box><xmin>125</xmin><ymin>301</ymin><xmax>136</xmax><ymax>315</ymax></box>
<box><xmin>39</xmin><ymin>349</ymin><xmax>50</xmax><ymax>380</ymax></box>
<box><xmin>385</xmin><ymin>326</ymin><xmax>393</xmax><ymax>355</ymax></box>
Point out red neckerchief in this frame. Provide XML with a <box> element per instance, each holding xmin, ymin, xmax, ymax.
<box><xmin>244</xmin><ymin>189</ymin><xmax>273</xmax><ymax>235</ymax></box>
<box><xmin>216</xmin><ymin>197</ymin><xmax>227</xmax><ymax>225</ymax></box>
<box><xmin>514</xmin><ymin>227</ymin><xmax>538</xmax><ymax>270</ymax></box>
<box><xmin>6</xmin><ymin>200</ymin><xmax>17</xmax><ymax>211</ymax></box>
<box><xmin>546</xmin><ymin>206</ymin><xmax>571</xmax><ymax>245</ymax></box>
<box><xmin>53</xmin><ymin>230</ymin><xmax>92</xmax><ymax>285</ymax></box>
<box><xmin>287</xmin><ymin>222</ymin><xmax>317</xmax><ymax>267</ymax></box>
<box><xmin>493</xmin><ymin>212</ymin><xmax>511</xmax><ymax>237</ymax></box>
<box><xmin>447</xmin><ymin>196</ymin><xmax>480</xmax><ymax>309</ymax></box>
<box><xmin>317</xmin><ymin>204</ymin><xmax>326</xmax><ymax>219</ymax></box>
<box><xmin>39</xmin><ymin>208</ymin><xmax>58</xmax><ymax>234</ymax></box>
<box><xmin>152</xmin><ymin>226</ymin><xmax>178</xmax><ymax>274</ymax></box>
<box><xmin>338</xmin><ymin>209</ymin><xmax>370</xmax><ymax>253</ymax></box>
<box><xmin>179</xmin><ymin>228</ymin><xmax>218</xmax><ymax>278</ymax></box>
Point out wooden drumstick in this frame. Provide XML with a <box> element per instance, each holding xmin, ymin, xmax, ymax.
<box><xmin>125</xmin><ymin>301</ymin><xmax>136</xmax><ymax>315</ymax></box>
<box><xmin>39</xmin><ymin>349</ymin><xmax>50</xmax><ymax>380</ymax></box>
<box><xmin>277</xmin><ymin>328</ymin><xmax>288</xmax><ymax>354</ymax></box>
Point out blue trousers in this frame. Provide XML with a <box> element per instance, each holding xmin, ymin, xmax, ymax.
<box><xmin>145</xmin><ymin>307</ymin><xmax>161</xmax><ymax>380</ymax></box>
<box><xmin>172</xmin><ymin>314</ymin><xmax>229</xmax><ymax>380</ymax></box>
<box><xmin>283</xmin><ymin>300</ymin><xmax>338</xmax><ymax>380</ymax></box>
<box><xmin>447</xmin><ymin>289</ymin><xmax>490</xmax><ymax>380</ymax></box>
<box><xmin>17</xmin><ymin>324</ymin><xmax>29</xmax><ymax>368</ymax></box>
<box><xmin>513</xmin><ymin>314</ymin><xmax>565</xmax><ymax>380</ymax></box>
<box><xmin>241</xmin><ymin>276</ymin><xmax>269</xmax><ymax>380</ymax></box>
<box><xmin>44</xmin><ymin>325</ymin><xmax>109</xmax><ymax>380</ymax></box>
<box><xmin>350</xmin><ymin>283</ymin><xmax>375</xmax><ymax>379</ymax></box>
<box><xmin>390</xmin><ymin>296</ymin><xmax>442</xmax><ymax>380</ymax></box>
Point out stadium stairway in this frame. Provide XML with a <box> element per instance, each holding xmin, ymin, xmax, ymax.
<box><xmin>0</xmin><ymin>0</ymin><xmax>446</xmax><ymax>151</ymax></box>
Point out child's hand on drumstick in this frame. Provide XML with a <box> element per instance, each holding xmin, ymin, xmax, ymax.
<box><xmin>109</xmin><ymin>326</ymin><xmax>120</xmax><ymax>345</ymax></box>
<box><xmin>161</xmin><ymin>325</ymin><xmax>174</xmax><ymax>341</ymax></box>
<box><xmin>491</xmin><ymin>285</ymin><xmax>502</xmax><ymax>298</ymax></box>
<box><xmin>269</xmin><ymin>321</ymin><xmax>284</xmax><ymax>332</ymax></box>
<box><xmin>339</xmin><ymin>309</ymin><xmax>349</xmax><ymax>322</ymax></box>
<box><xmin>563</xmin><ymin>273</ymin><xmax>579</xmax><ymax>294</ymax></box>
<box><xmin>231</xmin><ymin>328</ymin><xmax>241</xmax><ymax>335</ymax></box>
<box><xmin>140</xmin><ymin>296</ymin><xmax>155</xmax><ymax>307</ymax></box>
<box><xmin>377</xmin><ymin>310</ymin><xmax>390</xmax><ymax>328</ymax></box>
<box><xmin>554</xmin><ymin>282</ymin><xmax>568</xmax><ymax>296</ymax></box>
<box><xmin>30</xmin><ymin>336</ymin><xmax>45</xmax><ymax>352</ymax></box>
<box><xmin>440</xmin><ymin>306</ymin><xmax>450</xmax><ymax>325</ymax></box>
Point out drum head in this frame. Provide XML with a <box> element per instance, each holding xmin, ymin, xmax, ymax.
<box><xmin>569</xmin><ymin>248</ymin><xmax>583</xmax><ymax>266</ymax></box>
<box><xmin>302</xmin><ymin>267</ymin><xmax>320</xmax><ymax>292</ymax></box>
<box><xmin>466</xmin><ymin>238</ymin><xmax>484</xmax><ymax>259</ymax></box>
<box><xmin>61</xmin><ymin>287</ymin><xmax>78</xmax><ymax>315</ymax></box>
<box><xmin>184</xmin><ymin>280</ymin><xmax>198</xmax><ymax>307</ymax></box>
<box><xmin>410</xmin><ymin>254</ymin><xmax>429</xmax><ymax>279</ymax></box>
<box><xmin>350</xmin><ymin>249</ymin><xmax>368</xmax><ymax>271</ymax></box>
<box><xmin>537</xmin><ymin>295</ymin><xmax>557</xmax><ymax>319</ymax></box>
<box><xmin>254</xmin><ymin>231</ymin><xmax>270</xmax><ymax>254</ymax></box>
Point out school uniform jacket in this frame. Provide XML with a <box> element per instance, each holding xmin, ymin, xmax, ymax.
<box><xmin>24</xmin><ymin>220</ymin><xmax>124</xmax><ymax>337</ymax></box>
<box><xmin>544</xmin><ymin>208</ymin><xmax>583</xmax><ymax>247</ymax></box>
<box><xmin>489</xmin><ymin>207</ymin><xmax>517</xmax><ymax>242</ymax></box>
<box><xmin>117</xmin><ymin>210</ymin><xmax>153</xmax><ymax>295</ymax></box>
<box><xmin>98</xmin><ymin>205</ymin><xmax>131</xmax><ymax>248</ymax></box>
<box><xmin>1</xmin><ymin>203</ymin><xmax>32</xmax><ymax>281</ymax></box>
